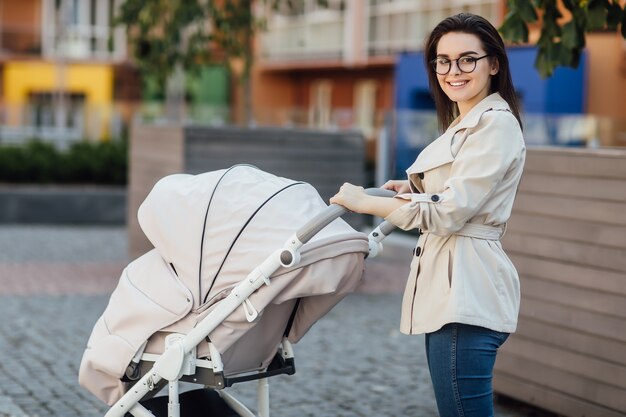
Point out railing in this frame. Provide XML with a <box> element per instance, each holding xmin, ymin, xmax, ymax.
<box><xmin>0</xmin><ymin>25</ymin><xmax>125</xmax><ymax>60</ymax></box>
<box><xmin>41</xmin><ymin>25</ymin><xmax>126</xmax><ymax>60</ymax></box>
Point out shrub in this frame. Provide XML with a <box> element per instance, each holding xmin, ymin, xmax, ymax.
<box><xmin>0</xmin><ymin>139</ymin><xmax>128</xmax><ymax>185</ymax></box>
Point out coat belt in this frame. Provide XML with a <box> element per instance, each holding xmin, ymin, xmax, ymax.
<box><xmin>453</xmin><ymin>223</ymin><xmax>506</xmax><ymax>240</ymax></box>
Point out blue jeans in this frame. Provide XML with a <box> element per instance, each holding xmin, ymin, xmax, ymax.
<box><xmin>425</xmin><ymin>323</ymin><xmax>509</xmax><ymax>417</ymax></box>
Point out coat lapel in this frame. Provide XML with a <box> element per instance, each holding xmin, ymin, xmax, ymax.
<box><xmin>406</xmin><ymin>93</ymin><xmax>510</xmax><ymax>175</ymax></box>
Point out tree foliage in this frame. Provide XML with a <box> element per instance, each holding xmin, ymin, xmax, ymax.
<box><xmin>115</xmin><ymin>0</ymin><xmax>324</xmax><ymax>92</ymax></box>
<box><xmin>500</xmin><ymin>0</ymin><xmax>626</xmax><ymax>77</ymax></box>
<box><xmin>116</xmin><ymin>0</ymin><xmax>218</xmax><ymax>90</ymax></box>
<box><xmin>115</xmin><ymin>0</ymin><xmax>327</xmax><ymax>122</ymax></box>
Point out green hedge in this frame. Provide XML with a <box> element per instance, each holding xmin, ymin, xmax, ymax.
<box><xmin>0</xmin><ymin>140</ymin><xmax>128</xmax><ymax>185</ymax></box>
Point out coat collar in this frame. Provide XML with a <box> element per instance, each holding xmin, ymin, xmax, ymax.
<box><xmin>406</xmin><ymin>93</ymin><xmax>510</xmax><ymax>174</ymax></box>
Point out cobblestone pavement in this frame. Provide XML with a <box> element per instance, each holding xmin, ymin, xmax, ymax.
<box><xmin>0</xmin><ymin>225</ymin><xmax>546</xmax><ymax>417</ymax></box>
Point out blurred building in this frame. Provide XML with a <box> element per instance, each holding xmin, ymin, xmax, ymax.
<box><xmin>253</xmin><ymin>0</ymin><xmax>626</xmax><ymax>160</ymax></box>
<box><xmin>0</xmin><ymin>0</ymin><xmax>138</xmax><ymax>145</ymax></box>
<box><xmin>253</xmin><ymin>0</ymin><xmax>505</xmax><ymax>139</ymax></box>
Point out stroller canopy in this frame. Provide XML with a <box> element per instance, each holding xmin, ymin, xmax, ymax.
<box><xmin>138</xmin><ymin>165</ymin><xmax>368</xmax><ymax>311</ymax></box>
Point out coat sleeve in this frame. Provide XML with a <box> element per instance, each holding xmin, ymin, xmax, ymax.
<box><xmin>384</xmin><ymin>110</ymin><xmax>524</xmax><ymax>235</ymax></box>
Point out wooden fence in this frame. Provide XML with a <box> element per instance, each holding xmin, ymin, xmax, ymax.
<box><xmin>127</xmin><ymin>123</ymin><xmax>366</xmax><ymax>258</ymax></box>
<box><xmin>496</xmin><ymin>147</ymin><xmax>626</xmax><ymax>416</ymax></box>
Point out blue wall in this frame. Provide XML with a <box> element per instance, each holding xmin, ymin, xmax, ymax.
<box><xmin>508</xmin><ymin>46</ymin><xmax>587</xmax><ymax>114</ymax></box>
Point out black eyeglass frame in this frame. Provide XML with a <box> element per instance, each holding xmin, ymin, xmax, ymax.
<box><xmin>431</xmin><ymin>54</ymin><xmax>491</xmax><ymax>75</ymax></box>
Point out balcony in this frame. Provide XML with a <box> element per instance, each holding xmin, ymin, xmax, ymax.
<box><xmin>0</xmin><ymin>25</ymin><xmax>125</xmax><ymax>62</ymax></box>
<box><xmin>42</xmin><ymin>25</ymin><xmax>126</xmax><ymax>61</ymax></box>
<box><xmin>258</xmin><ymin>0</ymin><xmax>503</xmax><ymax>65</ymax></box>
<box><xmin>368</xmin><ymin>0</ymin><xmax>501</xmax><ymax>55</ymax></box>
<box><xmin>260</xmin><ymin>9</ymin><xmax>345</xmax><ymax>62</ymax></box>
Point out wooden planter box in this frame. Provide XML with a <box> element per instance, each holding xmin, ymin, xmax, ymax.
<box><xmin>128</xmin><ymin>123</ymin><xmax>366</xmax><ymax>259</ymax></box>
<box><xmin>495</xmin><ymin>147</ymin><xmax>626</xmax><ymax>416</ymax></box>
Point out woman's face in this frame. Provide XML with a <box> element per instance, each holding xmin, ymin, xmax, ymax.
<box><xmin>435</xmin><ymin>32</ymin><xmax>498</xmax><ymax>116</ymax></box>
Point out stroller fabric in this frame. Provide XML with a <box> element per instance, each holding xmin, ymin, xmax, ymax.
<box><xmin>79</xmin><ymin>166</ymin><xmax>369</xmax><ymax>405</ymax></box>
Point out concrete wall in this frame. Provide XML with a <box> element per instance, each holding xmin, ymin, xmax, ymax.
<box><xmin>495</xmin><ymin>147</ymin><xmax>626</xmax><ymax>416</ymax></box>
<box><xmin>0</xmin><ymin>185</ymin><xmax>126</xmax><ymax>225</ymax></box>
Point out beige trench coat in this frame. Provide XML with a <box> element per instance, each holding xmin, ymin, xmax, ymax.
<box><xmin>385</xmin><ymin>93</ymin><xmax>526</xmax><ymax>335</ymax></box>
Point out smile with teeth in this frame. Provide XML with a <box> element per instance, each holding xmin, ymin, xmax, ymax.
<box><xmin>448</xmin><ymin>80</ymin><xmax>469</xmax><ymax>87</ymax></box>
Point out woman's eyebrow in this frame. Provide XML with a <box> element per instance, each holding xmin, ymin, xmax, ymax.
<box><xmin>436</xmin><ymin>51</ymin><xmax>480</xmax><ymax>58</ymax></box>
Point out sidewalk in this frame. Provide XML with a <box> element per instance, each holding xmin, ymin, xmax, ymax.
<box><xmin>0</xmin><ymin>225</ymin><xmax>538</xmax><ymax>417</ymax></box>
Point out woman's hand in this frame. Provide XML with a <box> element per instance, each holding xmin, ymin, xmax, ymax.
<box><xmin>331</xmin><ymin>182</ymin><xmax>411</xmax><ymax>218</ymax></box>
<box><xmin>330</xmin><ymin>183</ymin><xmax>367</xmax><ymax>213</ymax></box>
<box><xmin>381</xmin><ymin>179</ymin><xmax>411</xmax><ymax>194</ymax></box>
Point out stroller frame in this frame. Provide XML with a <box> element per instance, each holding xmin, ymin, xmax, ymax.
<box><xmin>105</xmin><ymin>189</ymin><xmax>396</xmax><ymax>417</ymax></box>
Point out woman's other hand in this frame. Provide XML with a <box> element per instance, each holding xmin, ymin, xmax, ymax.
<box><xmin>381</xmin><ymin>180</ymin><xmax>411</xmax><ymax>194</ymax></box>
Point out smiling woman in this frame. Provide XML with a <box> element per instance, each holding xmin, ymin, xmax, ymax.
<box><xmin>330</xmin><ymin>13</ymin><xmax>526</xmax><ymax>417</ymax></box>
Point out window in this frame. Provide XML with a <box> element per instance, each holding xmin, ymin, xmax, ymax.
<box><xmin>354</xmin><ymin>79</ymin><xmax>378</xmax><ymax>138</ymax></box>
<box><xmin>28</xmin><ymin>91</ymin><xmax>85</xmax><ymax>130</ymax></box>
<box><xmin>309</xmin><ymin>79</ymin><xmax>332</xmax><ymax>128</ymax></box>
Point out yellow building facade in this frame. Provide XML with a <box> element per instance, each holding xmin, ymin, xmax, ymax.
<box><xmin>3</xmin><ymin>61</ymin><xmax>114</xmax><ymax>136</ymax></box>
<box><xmin>0</xmin><ymin>0</ymin><xmax>127</xmax><ymax>142</ymax></box>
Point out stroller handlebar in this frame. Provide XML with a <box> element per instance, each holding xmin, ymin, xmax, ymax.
<box><xmin>296</xmin><ymin>188</ymin><xmax>396</xmax><ymax>244</ymax></box>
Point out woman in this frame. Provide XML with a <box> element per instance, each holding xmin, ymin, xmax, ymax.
<box><xmin>330</xmin><ymin>13</ymin><xmax>525</xmax><ymax>417</ymax></box>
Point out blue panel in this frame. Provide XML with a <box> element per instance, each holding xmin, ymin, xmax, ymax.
<box><xmin>545</xmin><ymin>52</ymin><xmax>587</xmax><ymax>113</ymax></box>
<box><xmin>508</xmin><ymin>46</ymin><xmax>546</xmax><ymax>113</ymax></box>
<box><xmin>507</xmin><ymin>46</ymin><xmax>586</xmax><ymax>114</ymax></box>
<box><xmin>394</xmin><ymin>52</ymin><xmax>436</xmax><ymax>178</ymax></box>
<box><xmin>395</xmin><ymin>52</ymin><xmax>431</xmax><ymax>109</ymax></box>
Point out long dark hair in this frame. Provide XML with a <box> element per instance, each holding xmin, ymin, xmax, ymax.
<box><xmin>424</xmin><ymin>13</ymin><xmax>522</xmax><ymax>132</ymax></box>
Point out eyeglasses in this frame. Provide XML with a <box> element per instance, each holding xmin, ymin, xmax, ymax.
<box><xmin>431</xmin><ymin>55</ymin><xmax>490</xmax><ymax>75</ymax></box>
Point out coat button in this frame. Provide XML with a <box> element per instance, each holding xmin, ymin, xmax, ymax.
<box><xmin>415</xmin><ymin>247</ymin><xmax>421</xmax><ymax>257</ymax></box>
<box><xmin>431</xmin><ymin>195</ymin><xmax>440</xmax><ymax>202</ymax></box>
<box><xmin>418</xmin><ymin>172</ymin><xmax>424</xmax><ymax>179</ymax></box>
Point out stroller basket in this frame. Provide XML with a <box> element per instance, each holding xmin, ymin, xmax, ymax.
<box><xmin>79</xmin><ymin>166</ymin><xmax>395</xmax><ymax>417</ymax></box>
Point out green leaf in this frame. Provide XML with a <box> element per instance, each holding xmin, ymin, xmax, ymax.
<box><xmin>500</xmin><ymin>11</ymin><xmax>529</xmax><ymax>42</ymax></box>
<box><xmin>606</xmin><ymin>1</ymin><xmax>623</xmax><ymax>30</ymax></box>
<box><xmin>535</xmin><ymin>45</ymin><xmax>556</xmax><ymax>77</ymax></box>
<box><xmin>557</xmin><ymin>44</ymin><xmax>580</xmax><ymax>67</ymax></box>
<box><xmin>561</xmin><ymin>0</ymin><xmax>577</xmax><ymax>12</ymax></box>
<box><xmin>540</xmin><ymin>0</ymin><xmax>563</xmax><ymax>40</ymax></box>
<box><xmin>515</xmin><ymin>0</ymin><xmax>539</xmax><ymax>22</ymax></box>
<box><xmin>561</xmin><ymin>20</ymin><xmax>584</xmax><ymax>48</ymax></box>
<box><xmin>586</xmin><ymin>0</ymin><xmax>609</xmax><ymax>30</ymax></box>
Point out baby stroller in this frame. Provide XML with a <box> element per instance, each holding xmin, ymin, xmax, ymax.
<box><xmin>79</xmin><ymin>165</ymin><xmax>395</xmax><ymax>417</ymax></box>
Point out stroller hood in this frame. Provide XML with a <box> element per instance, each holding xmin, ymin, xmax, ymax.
<box><xmin>137</xmin><ymin>165</ymin><xmax>367</xmax><ymax>310</ymax></box>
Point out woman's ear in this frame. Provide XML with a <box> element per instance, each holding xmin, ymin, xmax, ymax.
<box><xmin>490</xmin><ymin>58</ymin><xmax>500</xmax><ymax>75</ymax></box>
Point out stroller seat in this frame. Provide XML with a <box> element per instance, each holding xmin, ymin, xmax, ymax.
<box><xmin>79</xmin><ymin>165</ymin><xmax>395</xmax><ymax>417</ymax></box>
